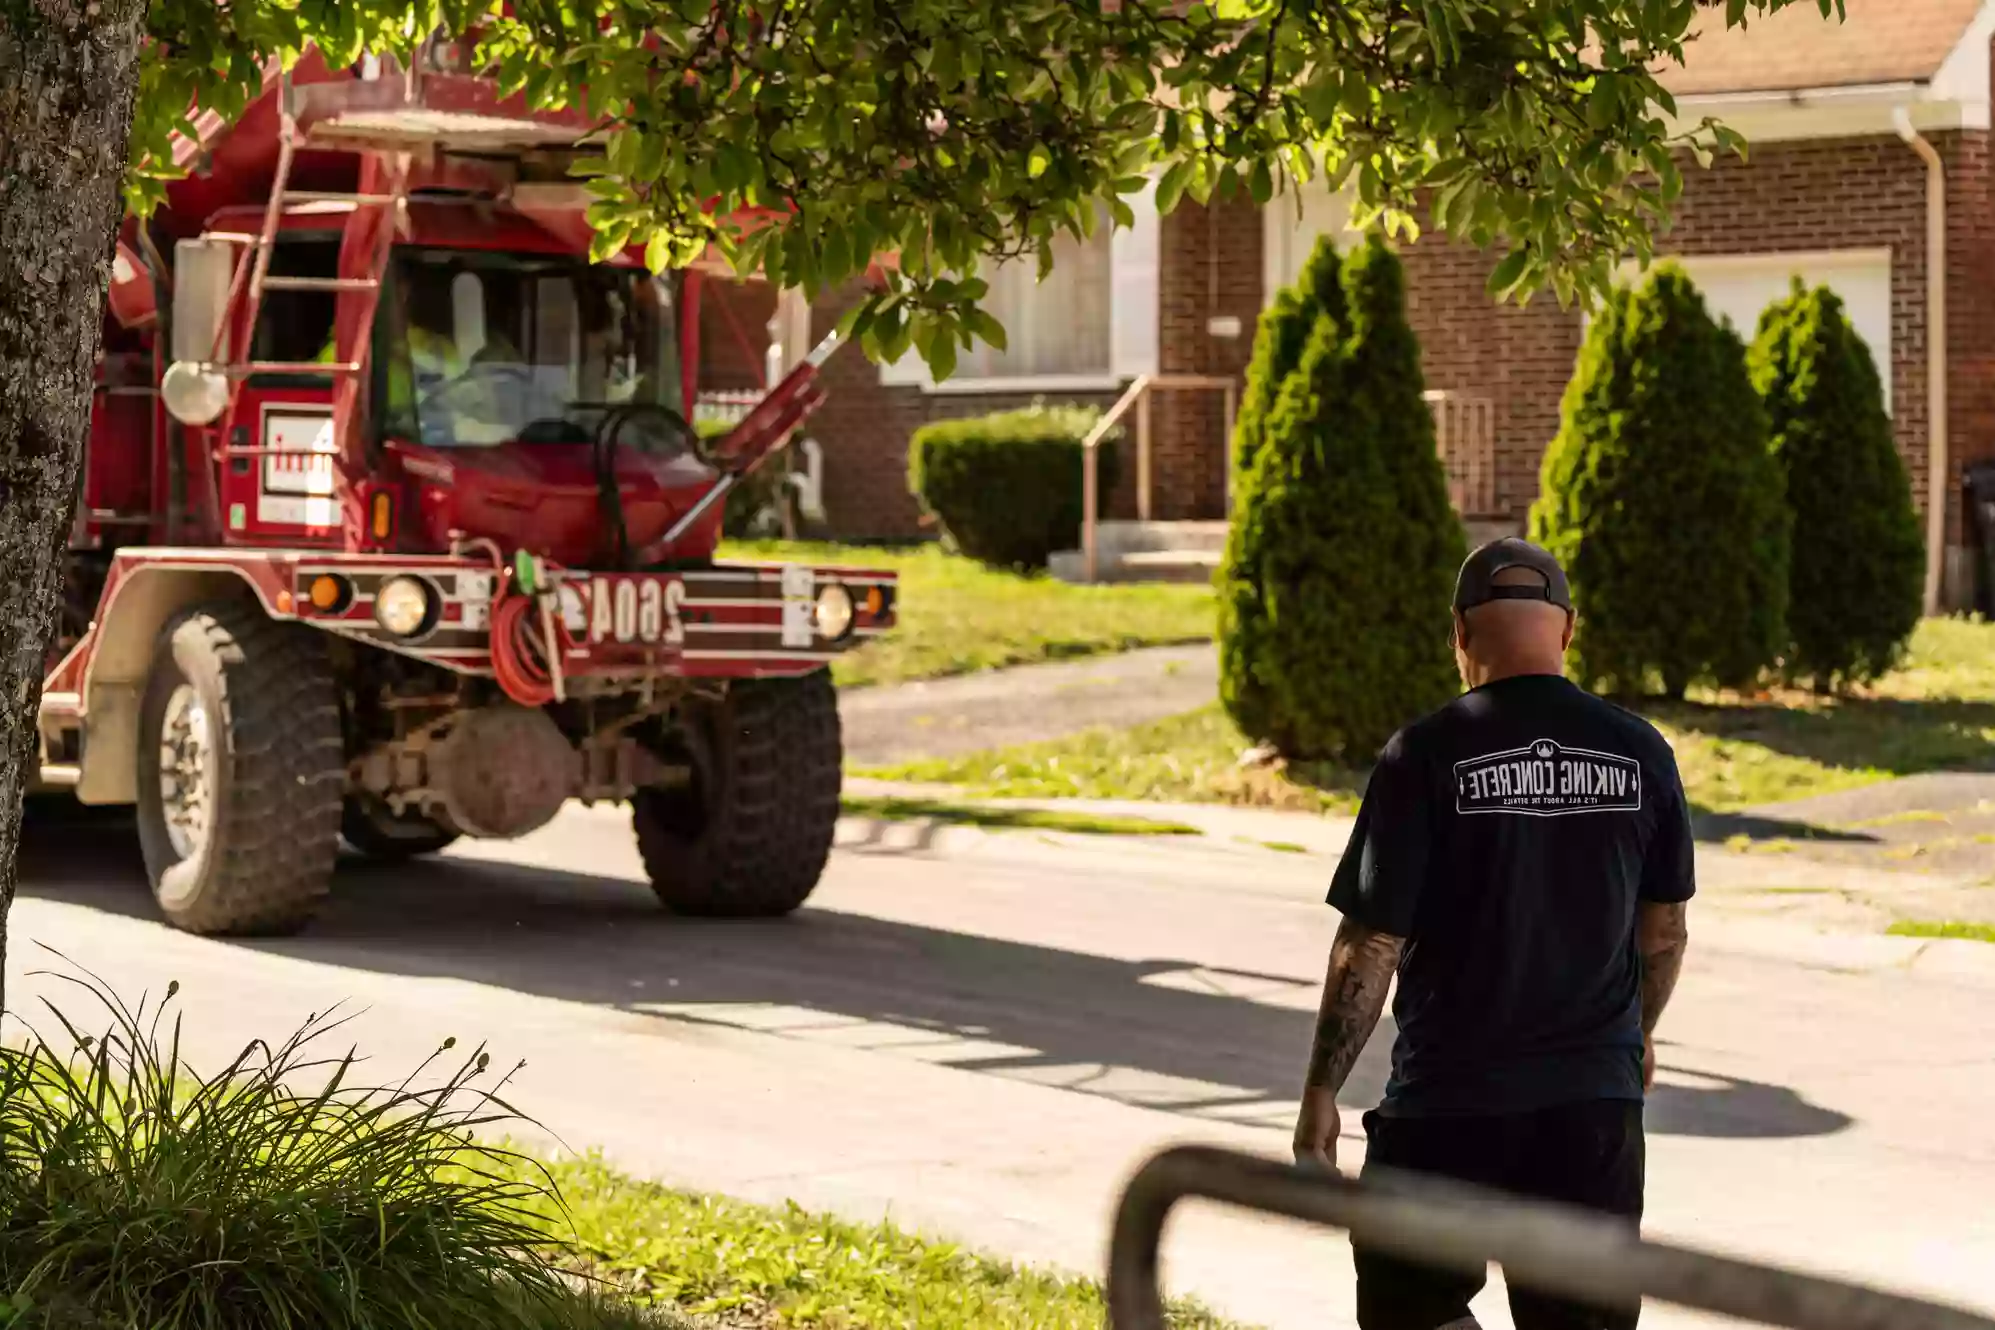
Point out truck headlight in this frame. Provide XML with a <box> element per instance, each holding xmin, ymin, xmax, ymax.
<box><xmin>375</xmin><ymin>576</ymin><xmax>437</xmax><ymax>638</ymax></box>
<box><xmin>813</xmin><ymin>582</ymin><xmax>855</xmax><ymax>641</ymax></box>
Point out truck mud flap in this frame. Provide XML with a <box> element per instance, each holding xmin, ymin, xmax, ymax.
<box><xmin>1107</xmin><ymin>1144</ymin><xmax>1995</xmax><ymax>1330</ymax></box>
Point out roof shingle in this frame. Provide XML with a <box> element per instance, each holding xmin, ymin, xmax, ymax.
<box><xmin>1658</xmin><ymin>0</ymin><xmax>1985</xmax><ymax>96</ymax></box>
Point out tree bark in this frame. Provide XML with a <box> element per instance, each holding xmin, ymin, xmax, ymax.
<box><xmin>0</xmin><ymin>0</ymin><xmax>148</xmax><ymax>1014</ymax></box>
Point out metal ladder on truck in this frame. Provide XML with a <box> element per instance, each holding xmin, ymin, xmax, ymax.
<box><xmin>196</xmin><ymin>63</ymin><xmax>420</xmax><ymax>540</ymax></box>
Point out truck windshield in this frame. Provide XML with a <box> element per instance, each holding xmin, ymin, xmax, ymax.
<box><xmin>377</xmin><ymin>248</ymin><xmax>684</xmax><ymax>450</ymax></box>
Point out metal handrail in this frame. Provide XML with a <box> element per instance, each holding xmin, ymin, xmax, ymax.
<box><xmin>1425</xmin><ymin>389</ymin><xmax>1498</xmax><ymax>517</ymax></box>
<box><xmin>1107</xmin><ymin>1145</ymin><xmax>1995</xmax><ymax>1330</ymax></box>
<box><xmin>1079</xmin><ymin>373</ymin><xmax>1239</xmax><ymax>582</ymax></box>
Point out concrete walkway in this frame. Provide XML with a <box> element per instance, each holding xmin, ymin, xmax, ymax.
<box><xmin>839</xmin><ymin>643</ymin><xmax>1217</xmax><ymax>767</ymax></box>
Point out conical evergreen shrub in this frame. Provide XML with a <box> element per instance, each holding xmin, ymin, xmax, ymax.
<box><xmin>1218</xmin><ymin>235</ymin><xmax>1462</xmax><ymax>761</ymax></box>
<box><xmin>1228</xmin><ymin>234</ymin><xmax>1347</xmax><ymax>479</ymax></box>
<box><xmin>1749</xmin><ymin>281</ymin><xmax>1923</xmax><ymax>690</ymax></box>
<box><xmin>1529</xmin><ymin>264</ymin><xmax>1790</xmax><ymax>697</ymax></box>
<box><xmin>1340</xmin><ymin>237</ymin><xmax>1466</xmax><ymax>714</ymax></box>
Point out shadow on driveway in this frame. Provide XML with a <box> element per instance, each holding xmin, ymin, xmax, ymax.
<box><xmin>17</xmin><ymin>805</ymin><xmax>1851</xmax><ymax>1144</ymax></box>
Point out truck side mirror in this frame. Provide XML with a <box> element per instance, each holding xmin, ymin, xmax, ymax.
<box><xmin>161</xmin><ymin>238</ymin><xmax>237</xmax><ymax>426</ymax></box>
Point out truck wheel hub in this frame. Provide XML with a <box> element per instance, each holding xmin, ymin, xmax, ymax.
<box><xmin>158</xmin><ymin>683</ymin><xmax>212</xmax><ymax>858</ymax></box>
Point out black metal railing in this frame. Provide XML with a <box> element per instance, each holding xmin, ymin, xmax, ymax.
<box><xmin>1107</xmin><ymin>1145</ymin><xmax>1995</xmax><ymax>1330</ymax></box>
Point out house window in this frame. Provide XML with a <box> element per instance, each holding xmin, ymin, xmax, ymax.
<box><xmin>1263</xmin><ymin>184</ymin><xmax>1366</xmax><ymax>301</ymax></box>
<box><xmin>958</xmin><ymin>226</ymin><xmax>1114</xmax><ymax>379</ymax></box>
<box><xmin>880</xmin><ymin>185</ymin><xmax>1159</xmax><ymax>391</ymax></box>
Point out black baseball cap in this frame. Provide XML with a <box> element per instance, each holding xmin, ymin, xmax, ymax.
<box><xmin>1453</xmin><ymin>538</ymin><xmax>1572</xmax><ymax>614</ymax></box>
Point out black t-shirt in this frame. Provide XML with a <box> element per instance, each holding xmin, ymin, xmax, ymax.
<box><xmin>1326</xmin><ymin>673</ymin><xmax>1695</xmax><ymax>1118</ymax></box>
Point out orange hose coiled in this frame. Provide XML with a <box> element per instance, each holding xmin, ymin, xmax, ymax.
<box><xmin>490</xmin><ymin>586</ymin><xmax>573</xmax><ymax>708</ymax></box>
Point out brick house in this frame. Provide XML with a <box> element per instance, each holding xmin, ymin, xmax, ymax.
<box><xmin>699</xmin><ymin>0</ymin><xmax>1995</xmax><ymax>608</ymax></box>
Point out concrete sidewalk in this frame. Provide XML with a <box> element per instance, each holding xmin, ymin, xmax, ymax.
<box><xmin>838</xmin><ymin>784</ymin><xmax>1995</xmax><ymax>987</ymax></box>
<box><xmin>839</xmin><ymin>643</ymin><xmax>1217</xmax><ymax>766</ymax></box>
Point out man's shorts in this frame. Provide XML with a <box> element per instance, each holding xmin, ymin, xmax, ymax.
<box><xmin>1354</xmin><ymin>1098</ymin><xmax>1645</xmax><ymax>1330</ymax></box>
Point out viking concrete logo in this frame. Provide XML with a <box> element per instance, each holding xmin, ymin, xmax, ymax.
<box><xmin>1454</xmin><ymin>739</ymin><xmax>1641</xmax><ymax>816</ymax></box>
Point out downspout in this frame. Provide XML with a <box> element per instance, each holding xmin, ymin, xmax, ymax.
<box><xmin>1894</xmin><ymin>105</ymin><xmax>1949</xmax><ymax>615</ymax></box>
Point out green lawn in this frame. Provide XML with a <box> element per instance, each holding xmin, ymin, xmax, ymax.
<box><xmin>519</xmin><ymin>1153</ymin><xmax>1247</xmax><ymax>1330</ymax></box>
<box><xmin>860</xmin><ymin>705</ymin><xmax>1366</xmax><ymax>814</ymax></box>
<box><xmin>720</xmin><ymin>541</ymin><xmax>1213</xmax><ymax>689</ymax></box>
<box><xmin>861</xmin><ymin>619</ymin><xmax>1995</xmax><ymax>817</ymax></box>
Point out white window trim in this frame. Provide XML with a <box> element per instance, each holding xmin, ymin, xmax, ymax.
<box><xmin>880</xmin><ymin>181</ymin><xmax>1159</xmax><ymax>393</ymax></box>
<box><xmin>911</xmin><ymin>373</ymin><xmax>1129</xmax><ymax>396</ymax></box>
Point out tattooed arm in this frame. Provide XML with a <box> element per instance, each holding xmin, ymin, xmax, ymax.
<box><xmin>1636</xmin><ymin>899</ymin><xmax>1689</xmax><ymax>1088</ymax></box>
<box><xmin>1294</xmin><ymin>915</ymin><xmax>1406</xmax><ymax>1170</ymax></box>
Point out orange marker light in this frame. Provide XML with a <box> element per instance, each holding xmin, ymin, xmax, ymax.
<box><xmin>370</xmin><ymin>491</ymin><xmax>394</xmax><ymax>541</ymax></box>
<box><xmin>865</xmin><ymin>586</ymin><xmax>884</xmax><ymax>617</ymax></box>
<box><xmin>310</xmin><ymin>575</ymin><xmax>342</xmax><ymax>610</ymax></box>
<box><xmin>276</xmin><ymin>590</ymin><xmax>294</xmax><ymax>614</ymax></box>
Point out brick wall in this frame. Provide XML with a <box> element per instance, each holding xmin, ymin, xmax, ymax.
<box><xmin>1398</xmin><ymin>234</ymin><xmax>1580</xmax><ymax>524</ymax></box>
<box><xmin>1946</xmin><ymin>130</ymin><xmax>1995</xmax><ymax>587</ymax></box>
<box><xmin>1151</xmin><ymin>196</ymin><xmax>1264</xmax><ymax>520</ymax></box>
<box><xmin>1367</xmin><ymin>131</ymin><xmax>1995</xmax><ymax>604</ymax></box>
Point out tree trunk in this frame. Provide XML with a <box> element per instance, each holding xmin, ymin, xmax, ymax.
<box><xmin>0</xmin><ymin>0</ymin><xmax>148</xmax><ymax>1014</ymax></box>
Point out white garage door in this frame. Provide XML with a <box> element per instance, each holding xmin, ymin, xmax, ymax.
<box><xmin>1614</xmin><ymin>249</ymin><xmax>1894</xmax><ymax>413</ymax></box>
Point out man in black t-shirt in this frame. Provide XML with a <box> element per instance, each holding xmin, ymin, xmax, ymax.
<box><xmin>1292</xmin><ymin>538</ymin><xmax>1694</xmax><ymax>1330</ymax></box>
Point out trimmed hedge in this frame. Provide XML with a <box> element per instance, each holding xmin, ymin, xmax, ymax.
<box><xmin>1749</xmin><ymin>281</ymin><xmax>1923</xmax><ymax>690</ymax></box>
<box><xmin>1218</xmin><ymin>235</ymin><xmax>1463</xmax><ymax>762</ymax></box>
<box><xmin>908</xmin><ymin>404</ymin><xmax>1119</xmax><ymax>571</ymax></box>
<box><xmin>1530</xmin><ymin>264</ymin><xmax>1790</xmax><ymax>697</ymax></box>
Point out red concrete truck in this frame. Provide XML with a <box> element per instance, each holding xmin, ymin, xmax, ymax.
<box><xmin>35</xmin><ymin>39</ymin><xmax>896</xmax><ymax>936</ymax></box>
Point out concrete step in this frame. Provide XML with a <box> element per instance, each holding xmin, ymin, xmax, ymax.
<box><xmin>1095</xmin><ymin>520</ymin><xmax>1231</xmax><ymax>556</ymax></box>
<box><xmin>1049</xmin><ymin>547</ymin><xmax>1219</xmax><ymax>584</ymax></box>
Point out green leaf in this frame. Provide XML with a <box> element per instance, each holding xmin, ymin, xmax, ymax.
<box><xmin>964</xmin><ymin>307</ymin><xmax>1009</xmax><ymax>353</ymax></box>
<box><xmin>1488</xmin><ymin>247</ymin><xmax>1532</xmax><ymax>299</ymax></box>
<box><xmin>1586</xmin><ymin>77</ymin><xmax>1616</xmax><ymax>130</ymax></box>
<box><xmin>878</xmin><ymin>304</ymin><xmax>914</xmax><ymax>364</ymax></box>
<box><xmin>1301</xmin><ymin>68</ymin><xmax>1340</xmax><ymax>125</ymax></box>
<box><xmin>1027</xmin><ymin>145</ymin><xmax>1051</xmax><ymax>179</ymax></box>
<box><xmin>920</xmin><ymin>316</ymin><xmax>960</xmax><ymax>380</ymax></box>
<box><xmin>837</xmin><ymin>299</ymin><xmax>879</xmax><ymax>342</ymax></box>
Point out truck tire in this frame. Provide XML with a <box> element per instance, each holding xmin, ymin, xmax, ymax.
<box><xmin>633</xmin><ymin>670</ymin><xmax>842</xmax><ymax>917</ymax></box>
<box><xmin>135</xmin><ymin>600</ymin><xmax>344</xmax><ymax>936</ymax></box>
<box><xmin>341</xmin><ymin>797</ymin><xmax>460</xmax><ymax>860</ymax></box>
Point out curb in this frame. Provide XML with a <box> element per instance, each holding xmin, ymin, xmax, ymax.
<box><xmin>835</xmin><ymin>784</ymin><xmax>1995</xmax><ymax>988</ymax></box>
<box><xmin>840</xmin><ymin>779</ymin><xmax>1358</xmax><ymax>854</ymax></box>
